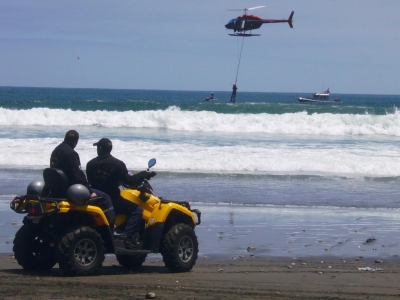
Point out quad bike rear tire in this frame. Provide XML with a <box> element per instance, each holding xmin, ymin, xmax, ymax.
<box><xmin>13</xmin><ymin>223</ymin><xmax>57</xmax><ymax>271</ymax></box>
<box><xmin>116</xmin><ymin>254</ymin><xmax>147</xmax><ymax>268</ymax></box>
<box><xmin>161</xmin><ymin>223</ymin><xmax>198</xmax><ymax>272</ymax></box>
<box><xmin>57</xmin><ymin>227</ymin><xmax>105</xmax><ymax>276</ymax></box>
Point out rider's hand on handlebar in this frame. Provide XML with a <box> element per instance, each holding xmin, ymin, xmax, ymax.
<box><xmin>138</xmin><ymin>170</ymin><xmax>157</xmax><ymax>180</ymax></box>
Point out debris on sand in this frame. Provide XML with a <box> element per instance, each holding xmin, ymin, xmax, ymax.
<box><xmin>145</xmin><ymin>292</ymin><xmax>156</xmax><ymax>299</ymax></box>
<box><xmin>365</xmin><ymin>238</ymin><xmax>376</xmax><ymax>244</ymax></box>
<box><xmin>358</xmin><ymin>267</ymin><xmax>383</xmax><ymax>272</ymax></box>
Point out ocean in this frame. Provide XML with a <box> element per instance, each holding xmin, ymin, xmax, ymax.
<box><xmin>1</xmin><ymin>86</ymin><xmax>400</xmax><ymax>259</ymax></box>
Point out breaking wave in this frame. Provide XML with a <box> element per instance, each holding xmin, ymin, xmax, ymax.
<box><xmin>1</xmin><ymin>107</ymin><xmax>400</xmax><ymax>136</ymax></box>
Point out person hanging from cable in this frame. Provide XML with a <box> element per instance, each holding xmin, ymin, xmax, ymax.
<box><xmin>230</xmin><ymin>84</ymin><xmax>238</xmax><ymax>103</ymax></box>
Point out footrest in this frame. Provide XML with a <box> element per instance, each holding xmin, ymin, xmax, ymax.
<box><xmin>115</xmin><ymin>247</ymin><xmax>151</xmax><ymax>255</ymax></box>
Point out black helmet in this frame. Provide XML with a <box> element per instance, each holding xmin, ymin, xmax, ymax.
<box><xmin>27</xmin><ymin>181</ymin><xmax>44</xmax><ymax>195</ymax></box>
<box><xmin>67</xmin><ymin>184</ymin><xmax>90</xmax><ymax>205</ymax></box>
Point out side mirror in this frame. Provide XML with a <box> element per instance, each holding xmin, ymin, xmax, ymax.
<box><xmin>148</xmin><ymin>158</ymin><xmax>156</xmax><ymax>169</ymax></box>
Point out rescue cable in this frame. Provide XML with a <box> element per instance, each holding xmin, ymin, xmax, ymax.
<box><xmin>234</xmin><ymin>36</ymin><xmax>245</xmax><ymax>86</ymax></box>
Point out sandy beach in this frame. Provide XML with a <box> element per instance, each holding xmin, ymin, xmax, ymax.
<box><xmin>3</xmin><ymin>191</ymin><xmax>400</xmax><ymax>300</ymax></box>
<box><xmin>0</xmin><ymin>253</ymin><xmax>399</xmax><ymax>300</ymax></box>
<box><xmin>2</xmin><ymin>202</ymin><xmax>400</xmax><ymax>299</ymax></box>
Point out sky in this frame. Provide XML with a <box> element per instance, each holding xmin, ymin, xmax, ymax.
<box><xmin>0</xmin><ymin>0</ymin><xmax>399</xmax><ymax>94</ymax></box>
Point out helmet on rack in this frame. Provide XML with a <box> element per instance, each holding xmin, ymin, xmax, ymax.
<box><xmin>27</xmin><ymin>181</ymin><xmax>45</xmax><ymax>196</ymax></box>
<box><xmin>67</xmin><ymin>184</ymin><xmax>90</xmax><ymax>205</ymax></box>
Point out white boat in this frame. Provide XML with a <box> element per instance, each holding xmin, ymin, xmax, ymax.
<box><xmin>297</xmin><ymin>89</ymin><xmax>340</xmax><ymax>103</ymax></box>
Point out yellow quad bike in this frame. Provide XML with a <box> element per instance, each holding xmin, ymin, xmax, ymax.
<box><xmin>10</xmin><ymin>158</ymin><xmax>201</xmax><ymax>276</ymax></box>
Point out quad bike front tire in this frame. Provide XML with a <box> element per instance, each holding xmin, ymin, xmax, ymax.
<box><xmin>161</xmin><ymin>223</ymin><xmax>199</xmax><ymax>272</ymax></box>
<box><xmin>13</xmin><ymin>223</ymin><xmax>57</xmax><ymax>271</ymax></box>
<box><xmin>57</xmin><ymin>227</ymin><xmax>105</xmax><ymax>276</ymax></box>
<box><xmin>116</xmin><ymin>254</ymin><xmax>147</xmax><ymax>268</ymax></box>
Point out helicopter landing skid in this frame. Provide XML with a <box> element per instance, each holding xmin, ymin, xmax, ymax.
<box><xmin>229</xmin><ymin>33</ymin><xmax>261</xmax><ymax>37</ymax></box>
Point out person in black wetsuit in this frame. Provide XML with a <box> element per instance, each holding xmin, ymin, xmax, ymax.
<box><xmin>50</xmin><ymin>130</ymin><xmax>115</xmax><ymax>227</ymax></box>
<box><xmin>230</xmin><ymin>84</ymin><xmax>237</xmax><ymax>103</ymax></box>
<box><xmin>86</xmin><ymin>138</ymin><xmax>156</xmax><ymax>249</ymax></box>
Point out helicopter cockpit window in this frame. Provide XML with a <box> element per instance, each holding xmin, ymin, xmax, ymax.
<box><xmin>228</xmin><ymin>19</ymin><xmax>236</xmax><ymax>25</ymax></box>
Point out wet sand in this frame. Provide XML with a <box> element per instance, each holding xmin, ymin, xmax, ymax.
<box><xmin>1</xmin><ymin>253</ymin><xmax>400</xmax><ymax>299</ymax></box>
<box><xmin>3</xmin><ymin>204</ymin><xmax>400</xmax><ymax>258</ymax></box>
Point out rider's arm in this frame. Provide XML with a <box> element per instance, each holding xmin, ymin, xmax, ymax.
<box><xmin>120</xmin><ymin>162</ymin><xmax>155</xmax><ymax>186</ymax></box>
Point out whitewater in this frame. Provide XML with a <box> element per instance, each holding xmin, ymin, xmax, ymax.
<box><xmin>2</xmin><ymin>106</ymin><xmax>400</xmax><ymax>136</ymax></box>
<box><xmin>1</xmin><ymin>105</ymin><xmax>400</xmax><ymax>177</ymax></box>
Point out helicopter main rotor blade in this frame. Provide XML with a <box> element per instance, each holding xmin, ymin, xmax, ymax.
<box><xmin>247</xmin><ymin>6</ymin><xmax>265</xmax><ymax>10</ymax></box>
<box><xmin>227</xmin><ymin>6</ymin><xmax>265</xmax><ymax>13</ymax></box>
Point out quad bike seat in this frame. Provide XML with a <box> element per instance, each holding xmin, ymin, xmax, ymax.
<box><xmin>43</xmin><ymin>168</ymin><xmax>70</xmax><ymax>198</ymax></box>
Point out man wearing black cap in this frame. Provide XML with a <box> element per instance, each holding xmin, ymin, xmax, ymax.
<box><xmin>86</xmin><ymin>138</ymin><xmax>156</xmax><ymax>249</ymax></box>
<box><xmin>50</xmin><ymin>130</ymin><xmax>115</xmax><ymax>226</ymax></box>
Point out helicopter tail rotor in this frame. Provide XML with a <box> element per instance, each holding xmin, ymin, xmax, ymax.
<box><xmin>288</xmin><ymin>11</ymin><xmax>294</xmax><ymax>28</ymax></box>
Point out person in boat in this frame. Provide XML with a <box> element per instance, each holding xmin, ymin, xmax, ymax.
<box><xmin>210</xmin><ymin>92</ymin><xmax>214</xmax><ymax>99</ymax></box>
<box><xmin>230</xmin><ymin>84</ymin><xmax>237</xmax><ymax>103</ymax></box>
<box><xmin>49</xmin><ymin>130</ymin><xmax>115</xmax><ymax>226</ymax></box>
<box><xmin>86</xmin><ymin>138</ymin><xmax>156</xmax><ymax>249</ymax></box>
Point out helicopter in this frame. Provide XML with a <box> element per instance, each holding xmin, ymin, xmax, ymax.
<box><xmin>225</xmin><ymin>6</ymin><xmax>294</xmax><ymax>36</ymax></box>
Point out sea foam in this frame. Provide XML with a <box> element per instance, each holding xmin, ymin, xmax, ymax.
<box><xmin>1</xmin><ymin>137</ymin><xmax>400</xmax><ymax>177</ymax></box>
<box><xmin>1</xmin><ymin>107</ymin><xmax>400</xmax><ymax>136</ymax></box>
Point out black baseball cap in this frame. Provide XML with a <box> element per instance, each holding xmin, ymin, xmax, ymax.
<box><xmin>93</xmin><ymin>138</ymin><xmax>112</xmax><ymax>153</ymax></box>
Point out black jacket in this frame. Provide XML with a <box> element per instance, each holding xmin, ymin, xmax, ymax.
<box><xmin>50</xmin><ymin>142</ymin><xmax>90</xmax><ymax>189</ymax></box>
<box><xmin>86</xmin><ymin>154</ymin><xmax>142</xmax><ymax>201</ymax></box>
